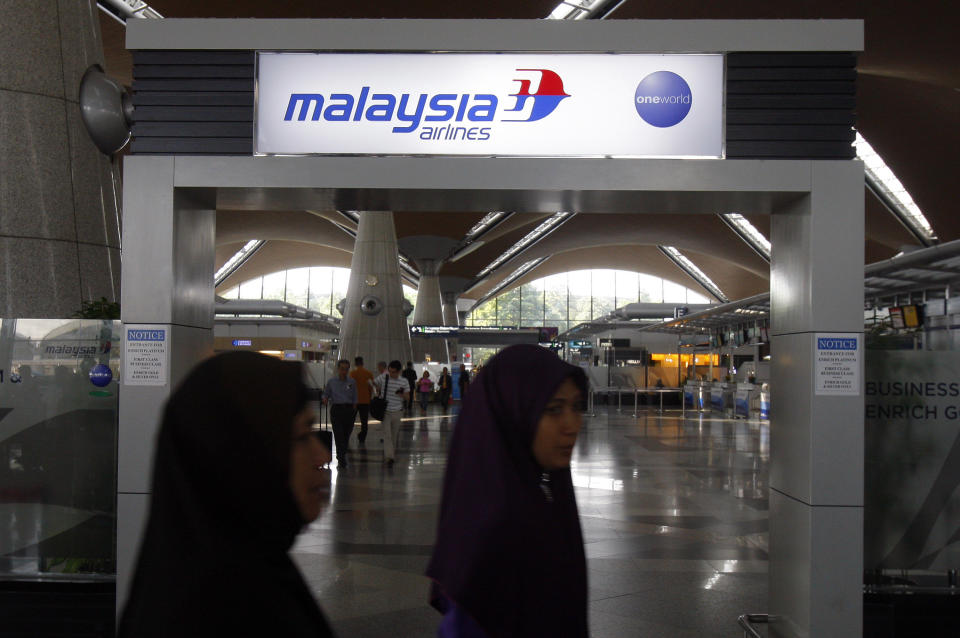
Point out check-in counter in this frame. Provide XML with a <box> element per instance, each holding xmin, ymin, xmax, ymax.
<box><xmin>684</xmin><ymin>382</ymin><xmax>706</xmax><ymax>410</ymax></box>
<box><xmin>710</xmin><ymin>383</ymin><xmax>735</xmax><ymax>414</ymax></box>
<box><xmin>735</xmin><ymin>383</ymin><xmax>754</xmax><ymax>418</ymax></box>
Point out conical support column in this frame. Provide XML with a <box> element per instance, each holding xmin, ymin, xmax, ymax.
<box><xmin>338</xmin><ymin>211</ymin><xmax>412</xmax><ymax>365</ymax></box>
<box><xmin>398</xmin><ymin>236</ymin><xmax>458</xmax><ymax>365</ymax></box>
<box><xmin>440</xmin><ymin>276</ymin><xmax>470</xmax><ymax>364</ymax></box>
<box><xmin>411</xmin><ymin>259</ymin><xmax>443</xmax><ymax>325</ymax></box>
<box><xmin>410</xmin><ymin>258</ymin><xmax>447</xmax><ymax>363</ymax></box>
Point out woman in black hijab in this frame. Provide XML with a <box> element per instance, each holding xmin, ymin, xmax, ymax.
<box><xmin>427</xmin><ymin>344</ymin><xmax>589</xmax><ymax>637</ymax></box>
<box><xmin>118</xmin><ymin>351</ymin><xmax>336</xmax><ymax>637</ymax></box>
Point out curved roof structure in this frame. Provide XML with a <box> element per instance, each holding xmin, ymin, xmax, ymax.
<box><xmin>99</xmin><ymin>1</ymin><xmax>958</xmax><ymax>306</ymax></box>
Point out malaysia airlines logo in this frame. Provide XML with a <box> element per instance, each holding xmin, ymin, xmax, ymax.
<box><xmin>282</xmin><ymin>68</ymin><xmax>570</xmax><ymax>142</ymax></box>
<box><xmin>503</xmin><ymin>69</ymin><xmax>570</xmax><ymax>122</ymax></box>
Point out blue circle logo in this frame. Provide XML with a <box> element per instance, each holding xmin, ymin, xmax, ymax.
<box><xmin>634</xmin><ymin>71</ymin><xmax>693</xmax><ymax>128</ymax></box>
<box><xmin>89</xmin><ymin>364</ymin><xmax>113</xmax><ymax>388</ymax></box>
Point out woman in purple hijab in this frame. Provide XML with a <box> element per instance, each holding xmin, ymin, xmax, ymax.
<box><xmin>427</xmin><ymin>344</ymin><xmax>589</xmax><ymax>637</ymax></box>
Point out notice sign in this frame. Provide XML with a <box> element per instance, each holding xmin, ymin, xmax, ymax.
<box><xmin>255</xmin><ymin>53</ymin><xmax>723</xmax><ymax>157</ymax></box>
<box><xmin>814</xmin><ymin>333</ymin><xmax>860</xmax><ymax>396</ymax></box>
<box><xmin>123</xmin><ymin>326</ymin><xmax>169</xmax><ymax>386</ymax></box>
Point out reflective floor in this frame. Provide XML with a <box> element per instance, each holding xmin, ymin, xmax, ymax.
<box><xmin>294</xmin><ymin>404</ymin><xmax>770</xmax><ymax>638</ymax></box>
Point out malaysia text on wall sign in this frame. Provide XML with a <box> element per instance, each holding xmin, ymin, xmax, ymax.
<box><xmin>814</xmin><ymin>333</ymin><xmax>861</xmax><ymax>396</ymax></box>
<box><xmin>255</xmin><ymin>53</ymin><xmax>723</xmax><ymax>157</ymax></box>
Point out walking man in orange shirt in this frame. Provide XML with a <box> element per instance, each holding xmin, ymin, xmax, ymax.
<box><xmin>350</xmin><ymin>356</ymin><xmax>376</xmax><ymax>445</ymax></box>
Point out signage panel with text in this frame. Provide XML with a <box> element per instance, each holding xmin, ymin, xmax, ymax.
<box><xmin>256</xmin><ymin>53</ymin><xmax>723</xmax><ymax>157</ymax></box>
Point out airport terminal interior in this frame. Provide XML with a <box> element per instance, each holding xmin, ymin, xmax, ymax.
<box><xmin>1</xmin><ymin>1</ymin><xmax>959</xmax><ymax>637</ymax></box>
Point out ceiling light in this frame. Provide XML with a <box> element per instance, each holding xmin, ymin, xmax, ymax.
<box><xmin>475</xmin><ymin>211</ymin><xmax>574</xmax><ymax>279</ymax></box>
<box><xmin>97</xmin><ymin>0</ymin><xmax>163</xmax><ymax>22</ymax></box>
<box><xmin>546</xmin><ymin>0</ymin><xmax>624</xmax><ymax>20</ymax></box>
<box><xmin>719</xmin><ymin>213</ymin><xmax>770</xmax><ymax>262</ymax></box>
<box><xmin>855</xmin><ymin>132</ymin><xmax>937</xmax><ymax>246</ymax></box>
<box><xmin>470</xmin><ymin>258</ymin><xmax>549</xmax><ymax>310</ymax></box>
<box><xmin>215</xmin><ymin>240</ymin><xmax>264</xmax><ymax>286</ymax></box>
<box><xmin>659</xmin><ymin>246</ymin><xmax>728</xmax><ymax>303</ymax></box>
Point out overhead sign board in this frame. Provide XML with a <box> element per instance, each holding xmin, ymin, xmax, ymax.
<box><xmin>255</xmin><ymin>53</ymin><xmax>723</xmax><ymax>157</ymax></box>
<box><xmin>411</xmin><ymin>326</ymin><xmax>459</xmax><ymax>337</ymax></box>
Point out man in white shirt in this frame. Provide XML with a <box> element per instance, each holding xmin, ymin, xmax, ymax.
<box><xmin>381</xmin><ymin>360</ymin><xmax>409</xmax><ymax>466</ymax></box>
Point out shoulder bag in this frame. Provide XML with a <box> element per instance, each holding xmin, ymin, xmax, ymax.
<box><xmin>370</xmin><ymin>373</ymin><xmax>388</xmax><ymax>421</ymax></box>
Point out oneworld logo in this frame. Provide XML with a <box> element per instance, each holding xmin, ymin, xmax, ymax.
<box><xmin>634</xmin><ymin>71</ymin><xmax>692</xmax><ymax>128</ymax></box>
<box><xmin>282</xmin><ymin>69</ymin><xmax>569</xmax><ymax>141</ymax></box>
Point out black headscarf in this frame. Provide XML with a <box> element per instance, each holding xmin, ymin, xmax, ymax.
<box><xmin>118</xmin><ymin>351</ymin><xmax>335</xmax><ymax>638</ymax></box>
<box><xmin>426</xmin><ymin>345</ymin><xmax>589</xmax><ymax>637</ymax></box>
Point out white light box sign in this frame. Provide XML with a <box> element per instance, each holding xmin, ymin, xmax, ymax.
<box><xmin>255</xmin><ymin>53</ymin><xmax>723</xmax><ymax>158</ymax></box>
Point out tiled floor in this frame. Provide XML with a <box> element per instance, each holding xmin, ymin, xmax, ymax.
<box><xmin>294</xmin><ymin>405</ymin><xmax>770</xmax><ymax>637</ymax></box>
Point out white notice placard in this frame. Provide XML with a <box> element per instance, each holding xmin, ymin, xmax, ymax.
<box><xmin>255</xmin><ymin>53</ymin><xmax>723</xmax><ymax>158</ymax></box>
<box><xmin>814</xmin><ymin>333</ymin><xmax>861</xmax><ymax>396</ymax></box>
<box><xmin>123</xmin><ymin>325</ymin><xmax>169</xmax><ymax>386</ymax></box>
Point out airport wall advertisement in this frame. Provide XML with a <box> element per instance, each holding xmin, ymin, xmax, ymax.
<box><xmin>865</xmin><ymin>350</ymin><xmax>960</xmax><ymax>571</ymax></box>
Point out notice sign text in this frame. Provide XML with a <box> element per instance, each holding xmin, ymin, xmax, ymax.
<box><xmin>815</xmin><ymin>333</ymin><xmax>860</xmax><ymax>396</ymax></box>
<box><xmin>123</xmin><ymin>326</ymin><xmax>169</xmax><ymax>387</ymax></box>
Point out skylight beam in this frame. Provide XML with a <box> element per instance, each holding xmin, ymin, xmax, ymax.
<box><xmin>658</xmin><ymin>246</ymin><xmax>729</xmax><ymax>303</ymax></box>
<box><xmin>214</xmin><ymin>239</ymin><xmax>265</xmax><ymax>287</ymax></box>
<box><xmin>855</xmin><ymin>132</ymin><xmax>937</xmax><ymax>246</ymax></box>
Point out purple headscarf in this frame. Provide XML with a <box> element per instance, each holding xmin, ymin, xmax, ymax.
<box><xmin>427</xmin><ymin>345</ymin><xmax>589</xmax><ymax>637</ymax></box>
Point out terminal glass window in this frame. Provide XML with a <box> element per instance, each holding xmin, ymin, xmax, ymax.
<box><xmin>638</xmin><ymin>274</ymin><xmax>663</xmax><ymax>303</ymax></box>
<box><xmin>285</xmin><ymin>268</ymin><xmax>309</xmax><ymax>308</ymax></box>
<box><xmin>261</xmin><ymin>271</ymin><xmax>286</xmax><ymax>302</ymax></box>
<box><xmin>592</xmin><ymin>270</ymin><xmax>617</xmax><ymax>319</ymax></box>
<box><xmin>403</xmin><ymin>285</ymin><xmax>418</xmax><ymax>324</ymax></box>
<box><xmin>308</xmin><ymin>267</ymin><xmax>336</xmax><ymax>315</ymax></box>
<box><xmin>223</xmin><ymin>266</ymin><xmax>352</xmax><ymax>317</ymax></box>
<box><xmin>222</xmin><ymin>267</ymin><xmax>427</xmax><ymax>323</ymax></box>
<box><xmin>567</xmin><ymin>271</ymin><xmax>592</xmax><ymax>322</ymax></box>
<box><xmin>521</xmin><ymin>281</ymin><xmax>545</xmax><ymax>325</ymax></box>
<box><xmin>543</xmin><ymin>273</ymin><xmax>568</xmax><ymax>327</ymax></box>
<box><xmin>498</xmin><ymin>287</ymin><xmax>521</xmax><ymax>326</ymax></box>
<box><xmin>663</xmin><ymin>279</ymin><xmax>687</xmax><ymax>304</ymax></box>
<box><xmin>238</xmin><ymin>276</ymin><xmax>262</xmax><ymax>300</ymax></box>
<box><xmin>466</xmin><ymin>269</ymin><xmax>710</xmax><ymax>332</ymax></box>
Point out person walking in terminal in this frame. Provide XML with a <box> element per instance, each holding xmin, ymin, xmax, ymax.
<box><xmin>427</xmin><ymin>345</ymin><xmax>589</xmax><ymax>638</ymax></box>
<box><xmin>349</xmin><ymin>356</ymin><xmax>375</xmax><ymax>445</ymax></box>
<box><xmin>438</xmin><ymin>366</ymin><xmax>452</xmax><ymax>413</ymax></box>
<box><xmin>118</xmin><ymin>352</ymin><xmax>336</xmax><ymax>638</ymax></box>
<box><xmin>418</xmin><ymin>370</ymin><xmax>434</xmax><ymax>415</ymax></box>
<box><xmin>323</xmin><ymin>359</ymin><xmax>357</xmax><ymax>469</ymax></box>
<box><xmin>382</xmin><ymin>360</ymin><xmax>410</xmax><ymax>466</ymax></box>
<box><xmin>402</xmin><ymin>360</ymin><xmax>418</xmax><ymax>413</ymax></box>
<box><xmin>374</xmin><ymin>360</ymin><xmax>388</xmax><ymax>395</ymax></box>
<box><xmin>457</xmin><ymin>363</ymin><xmax>470</xmax><ymax>401</ymax></box>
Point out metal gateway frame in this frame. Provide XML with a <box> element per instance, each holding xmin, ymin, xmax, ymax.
<box><xmin>119</xmin><ymin>19</ymin><xmax>864</xmax><ymax>638</ymax></box>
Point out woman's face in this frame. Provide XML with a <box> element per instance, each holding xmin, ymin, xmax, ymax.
<box><xmin>532</xmin><ymin>378</ymin><xmax>583</xmax><ymax>471</ymax></box>
<box><xmin>289</xmin><ymin>407</ymin><xmax>331</xmax><ymax>522</ymax></box>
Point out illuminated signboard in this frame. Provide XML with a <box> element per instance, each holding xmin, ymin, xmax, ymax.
<box><xmin>599</xmin><ymin>338</ymin><xmax>630</xmax><ymax>347</ymax></box>
<box><xmin>410</xmin><ymin>326</ymin><xmax>459</xmax><ymax>337</ymax></box>
<box><xmin>232</xmin><ymin>339</ymin><xmax>253</xmax><ymax>347</ymax></box>
<box><xmin>256</xmin><ymin>53</ymin><xmax>723</xmax><ymax>157</ymax></box>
